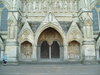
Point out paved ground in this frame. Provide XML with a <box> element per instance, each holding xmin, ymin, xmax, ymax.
<box><xmin>0</xmin><ymin>63</ymin><xmax>100</xmax><ymax>75</ymax></box>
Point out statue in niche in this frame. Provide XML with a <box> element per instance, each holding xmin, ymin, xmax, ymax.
<box><xmin>84</xmin><ymin>0</ymin><xmax>88</xmax><ymax>8</ymax></box>
<box><xmin>33</xmin><ymin>1</ymin><xmax>35</xmax><ymax>10</ymax></box>
<box><xmin>36</xmin><ymin>1</ymin><xmax>39</xmax><ymax>10</ymax></box>
<box><xmin>57</xmin><ymin>1</ymin><xmax>60</xmax><ymax>9</ymax></box>
<box><xmin>38</xmin><ymin>1</ymin><xmax>42</xmax><ymax>10</ymax></box>
<box><xmin>70</xmin><ymin>2</ymin><xmax>73</xmax><ymax>11</ymax></box>
<box><xmin>12</xmin><ymin>0</ymin><xmax>16</xmax><ymax>9</ymax></box>
<box><xmin>24</xmin><ymin>1</ymin><xmax>28</xmax><ymax>11</ymax></box>
<box><xmin>59</xmin><ymin>1</ymin><xmax>63</xmax><ymax>9</ymax></box>
<box><xmin>28</xmin><ymin>2</ymin><xmax>32</xmax><ymax>12</ymax></box>
<box><xmin>54</xmin><ymin>1</ymin><xmax>57</xmax><ymax>8</ymax></box>
<box><xmin>33</xmin><ymin>1</ymin><xmax>37</xmax><ymax>10</ymax></box>
<box><xmin>74</xmin><ymin>1</ymin><xmax>77</xmax><ymax>11</ymax></box>
<box><xmin>43</xmin><ymin>1</ymin><xmax>48</xmax><ymax>10</ymax></box>
<box><xmin>63</xmin><ymin>1</ymin><xmax>68</xmax><ymax>10</ymax></box>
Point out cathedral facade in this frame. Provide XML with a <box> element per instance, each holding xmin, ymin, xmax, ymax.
<box><xmin>0</xmin><ymin>0</ymin><xmax>100</xmax><ymax>64</ymax></box>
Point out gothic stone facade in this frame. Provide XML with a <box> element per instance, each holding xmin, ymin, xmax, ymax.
<box><xmin>0</xmin><ymin>0</ymin><xmax>99</xmax><ymax>64</ymax></box>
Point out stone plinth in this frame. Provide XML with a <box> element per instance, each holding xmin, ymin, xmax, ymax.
<box><xmin>83</xmin><ymin>41</ymin><xmax>98</xmax><ymax>64</ymax></box>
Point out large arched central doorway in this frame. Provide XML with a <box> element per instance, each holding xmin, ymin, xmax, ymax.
<box><xmin>38</xmin><ymin>27</ymin><xmax>63</xmax><ymax>61</ymax></box>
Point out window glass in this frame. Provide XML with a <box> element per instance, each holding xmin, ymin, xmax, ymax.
<box><xmin>0</xmin><ymin>3</ymin><xmax>4</xmax><ymax>8</ymax></box>
<box><xmin>96</xmin><ymin>5</ymin><xmax>100</xmax><ymax>8</ymax></box>
<box><xmin>0</xmin><ymin>3</ymin><xmax>8</xmax><ymax>31</ymax></box>
<box><xmin>1</xmin><ymin>8</ymin><xmax>8</xmax><ymax>31</ymax></box>
<box><xmin>92</xmin><ymin>9</ymin><xmax>99</xmax><ymax>31</ymax></box>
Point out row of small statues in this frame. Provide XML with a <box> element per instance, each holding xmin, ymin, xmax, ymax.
<box><xmin>22</xmin><ymin>1</ymin><xmax>78</xmax><ymax>12</ymax></box>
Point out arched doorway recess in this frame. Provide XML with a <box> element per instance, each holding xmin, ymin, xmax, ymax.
<box><xmin>68</xmin><ymin>41</ymin><xmax>80</xmax><ymax>60</ymax></box>
<box><xmin>21</xmin><ymin>41</ymin><xmax>32</xmax><ymax>60</ymax></box>
<box><xmin>37</xmin><ymin>27</ymin><xmax>63</xmax><ymax>61</ymax></box>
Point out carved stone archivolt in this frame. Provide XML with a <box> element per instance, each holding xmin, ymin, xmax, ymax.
<box><xmin>35</xmin><ymin>12</ymin><xmax>65</xmax><ymax>45</ymax></box>
<box><xmin>38</xmin><ymin>27</ymin><xmax>63</xmax><ymax>45</ymax></box>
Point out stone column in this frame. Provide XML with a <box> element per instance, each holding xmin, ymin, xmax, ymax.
<box><xmin>82</xmin><ymin>12</ymin><xmax>97</xmax><ymax>64</ymax></box>
<box><xmin>60</xmin><ymin>45</ymin><xmax>64</xmax><ymax>60</ymax></box>
<box><xmin>5</xmin><ymin>10</ymin><xmax>19</xmax><ymax>63</ymax></box>
<box><xmin>0</xmin><ymin>41</ymin><xmax>3</xmax><ymax>61</ymax></box>
<box><xmin>32</xmin><ymin>44</ymin><xmax>37</xmax><ymax>62</ymax></box>
<box><xmin>0</xmin><ymin>9</ymin><xmax>1</xmax><ymax>59</ymax></box>
<box><xmin>5</xmin><ymin>25</ymin><xmax>18</xmax><ymax>63</ymax></box>
<box><xmin>64</xmin><ymin>44</ymin><xmax>68</xmax><ymax>62</ymax></box>
<box><xmin>0</xmin><ymin>8</ymin><xmax>4</xmax><ymax>62</ymax></box>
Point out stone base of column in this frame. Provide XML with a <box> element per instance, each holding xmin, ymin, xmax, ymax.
<box><xmin>83</xmin><ymin>40</ymin><xmax>98</xmax><ymax>64</ymax></box>
<box><xmin>83</xmin><ymin>56</ymin><xmax>98</xmax><ymax>64</ymax></box>
<box><xmin>5</xmin><ymin>41</ymin><xmax>18</xmax><ymax>65</ymax></box>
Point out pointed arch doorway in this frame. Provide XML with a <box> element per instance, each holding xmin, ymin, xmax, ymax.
<box><xmin>37</xmin><ymin>27</ymin><xmax>63</xmax><ymax>62</ymax></box>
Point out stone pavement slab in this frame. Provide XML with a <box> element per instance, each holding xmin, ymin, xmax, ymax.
<box><xmin>0</xmin><ymin>64</ymin><xmax>100</xmax><ymax>75</ymax></box>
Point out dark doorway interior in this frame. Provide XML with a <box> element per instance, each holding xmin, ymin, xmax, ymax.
<box><xmin>51</xmin><ymin>41</ymin><xmax>60</xmax><ymax>58</ymax></box>
<box><xmin>41</xmin><ymin>41</ymin><xmax>49</xmax><ymax>58</ymax></box>
<box><xmin>38</xmin><ymin>27</ymin><xmax>63</xmax><ymax>60</ymax></box>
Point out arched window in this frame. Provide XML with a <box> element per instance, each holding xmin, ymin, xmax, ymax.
<box><xmin>0</xmin><ymin>3</ymin><xmax>8</xmax><ymax>31</ymax></box>
<box><xmin>92</xmin><ymin>9</ymin><xmax>99</xmax><ymax>31</ymax></box>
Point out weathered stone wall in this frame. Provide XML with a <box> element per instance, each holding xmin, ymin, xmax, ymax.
<box><xmin>0</xmin><ymin>0</ymin><xmax>98</xmax><ymax>64</ymax></box>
